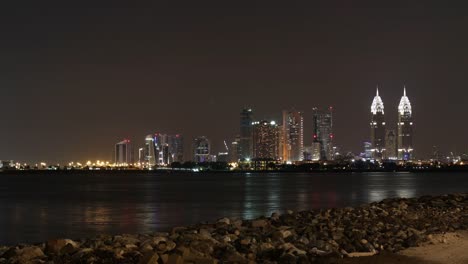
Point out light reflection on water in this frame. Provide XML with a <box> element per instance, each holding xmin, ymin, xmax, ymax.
<box><xmin>0</xmin><ymin>171</ymin><xmax>467</xmax><ymax>245</ymax></box>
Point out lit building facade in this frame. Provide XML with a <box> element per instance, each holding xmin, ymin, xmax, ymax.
<box><xmin>385</xmin><ymin>129</ymin><xmax>397</xmax><ymax>160</ymax></box>
<box><xmin>370</xmin><ymin>89</ymin><xmax>386</xmax><ymax>160</ymax></box>
<box><xmin>252</xmin><ymin>120</ymin><xmax>279</xmax><ymax>160</ymax></box>
<box><xmin>115</xmin><ymin>139</ymin><xmax>133</xmax><ymax>165</ymax></box>
<box><xmin>312</xmin><ymin>107</ymin><xmax>334</xmax><ymax>160</ymax></box>
<box><xmin>229</xmin><ymin>136</ymin><xmax>240</xmax><ymax>162</ymax></box>
<box><xmin>397</xmin><ymin>87</ymin><xmax>414</xmax><ymax>160</ymax></box>
<box><xmin>193</xmin><ymin>136</ymin><xmax>211</xmax><ymax>163</ymax></box>
<box><xmin>281</xmin><ymin>110</ymin><xmax>304</xmax><ymax>162</ymax></box>
<box><xmin>144</xmin><ymin>135</ymin><xmax>157</xmax><ymax>166</ymax></box>
<box><xmin>145</xmin><ymin>133</ymin><xmax>184</xmax><ymax>166</ymax></box>
<box><xmin>239</xmin><ymin>108</ymin><xmax>253</xmax><ymax>161</ymax></box>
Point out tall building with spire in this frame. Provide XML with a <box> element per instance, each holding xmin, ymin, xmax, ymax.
<box><xmin>397</xmin><ymin>87</ymin><xmax>414</xmax><ymax>160</ymax></box>
<box><xmin>370</xmin><ymin>88</ymin><xmax>386</xmax><ymax>160</ymax></box>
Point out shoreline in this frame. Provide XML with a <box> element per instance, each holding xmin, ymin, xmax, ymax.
<box><xmin>1</xmin><ymin>168</ymin><xmax>468</xmax><ymax>174</ymax></box>
<box><xmin>1</xmin><ymin>193</ymin><xmax>467</xmax><ymax>263</ymax></box>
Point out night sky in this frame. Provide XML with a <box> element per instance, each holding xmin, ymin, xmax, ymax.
<box><xmin>1</xmin><ymin>2</ymin><xmax>468</xmax><ymax>163</ymax></box>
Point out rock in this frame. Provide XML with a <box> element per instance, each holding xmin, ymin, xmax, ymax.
<box><xmin>217</xmin><ymin>218</ymin><xmax>230</xmax><ymax>225</ymax></box>
<box><xmin>199</xmin><ymin>229</ymin><xmax>212</xmax><ymax>239</ymax></box>
<box><xmin>167</xmin><ymin>253</ymin><xmax>184</xmax><ymax>264</ymax></box>
<box><xmin>310</xmin><ymin>247</ymin><xmax>328</xmax><ymax>256</ymax></box>
<box><xmin>125</xmin><ymin>244</ymin><xmax>138</xmax><ymax>249</ymax></box>
<box><xmin>273</xmin><ymin>229</ymin><xmax>293</xmax><ymax>240</ymax></box>
<box><xmin>251</xmin><ymin>219</ymin><xmax>269</xmax><ymax>228</ymax></box>
<box><xmin>45</xmin><ymin>239</ymin><xmax>79</xmax><ymax>254</ymax></box>
<box><xmin>259</xmin><ymin>242</ymin><xmax>274</xmax><ymax>251</ymax></box>
<box><xmin>280</xmin><ymin>243</ymin><xmax>307</xmax><ymax>255</ymax></box>
<box><xmin>11</xmin><ymin>246</ymin><xmax>45</xmax><ymax>263</ymax></box>
<box><xmin>140</xmin><ymin>244</ymin><xmax>154</xmax><ymax>253</ymax></box>
<box><xmin>71</xmin><ymin>248</ymin><xmax>93</xmax><ymax>260</ymax></box>
<box><xmin>139</xmin><ymin>252</ymin><xmax>160</xmax><ymax>264</ymax></box>
<box><xmin>114</xmin><ymin>234</ymin><xmax>140</xmax><ymax>246</ymax></box>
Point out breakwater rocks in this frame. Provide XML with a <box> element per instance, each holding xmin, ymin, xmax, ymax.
<box><xmin>1</xmin><ymin>193</ymin><xmax>467</xmax><ymax>264</ymax></box>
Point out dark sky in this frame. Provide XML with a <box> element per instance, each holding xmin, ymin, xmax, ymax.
<box><xmin>1</xmin><ymin>1</ymin><xmax>468</xmax><ymax>163</ymax></box>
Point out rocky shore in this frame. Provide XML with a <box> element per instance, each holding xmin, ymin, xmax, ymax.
<box><xmin>1</xmin><ymin>193</ymin><xmax>467</xmax><ymax>264</ymax></box>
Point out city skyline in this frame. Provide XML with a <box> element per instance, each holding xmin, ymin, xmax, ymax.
<box><xmin>1</xmin><ymin>3</ymin><xmax>468</xmax><ymax>163</ymax></box>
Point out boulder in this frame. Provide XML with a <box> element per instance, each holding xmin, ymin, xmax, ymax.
<box><xmin>45</xmin><ymin>239</ymin><xmax>79</xmax><ymax>254</ymax></box>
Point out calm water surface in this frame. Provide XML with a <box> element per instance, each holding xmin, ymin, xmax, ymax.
<box><xmin>0</xmin><ymin>171</ymin><xmax>467</xmax><ymax>245</ymax></box>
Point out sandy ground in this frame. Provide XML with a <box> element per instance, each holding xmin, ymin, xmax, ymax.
<box><xmin>334</xmin><ymin>231</ymin><xmax>468</xmax><ymax>264</ymax></box>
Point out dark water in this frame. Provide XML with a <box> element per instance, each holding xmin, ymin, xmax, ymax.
<box><xmin>0</xmin><ymin>171</ymin><xmax>467</xmax><ymax>245</ymax></box>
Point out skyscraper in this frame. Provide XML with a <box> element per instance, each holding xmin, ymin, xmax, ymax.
<box><xmin>193</xmin><ymin>136</ymin><xmax>211</xmax><ymax>163</ymax></box>
<box><xmin>151</xmin><ymin>133</ymin><xmax>184</xmax><ymax>165</ymax></box>
<box><xmin>281</xmin><ymin>110</ymin><xmax>304</xmax><ymax>162</ymax></box>
<box><xmin>138</xmin><ymin>148</ymin><xmax>145</xmax><ymax>163</ymax></box>
<box><xmin>370</xmin><ymin>88</ymin><xmax>386</xmax><ymax>160</ymax></box>
<box><xmin>144</xmin><ymin>135</ymin><xmax>157</xmax><ymax>166</ymax></box>
<box><xmin>397</xmin><ymin>87</ymin><xmax>414</xmax><ymax>160</ymax></box>
<box><xmin>115</xmin><ymin>139</ymin><xmax>133</xmax><ymax>165</ymax></box>
<box><xmin>312</xmin><ymin>107</ymin><xmax>334</xmax><ymax>160</ymax></box>
<box><xmin>168</xmin><ymin>134</ymin><xmax>184</xmax><ymax>163</ymax></box>
<box><xmin>229</xmin><ymin>136</ymin><xmax>240</xmax><ymax>162</ymax></box>
<box><xmin>252</xmin><ymin>120</ymin><xmax>279</xmax><ymax>160</ymax></box>
<box><xmin>385</xmin><ymin>130</ymin><xmax>397</xmax><ymax>159</ymax></box>
<box><xmin>239</xmin><ymin>108</ymin><xmax>253</xmax><ymax>161</ymax></box>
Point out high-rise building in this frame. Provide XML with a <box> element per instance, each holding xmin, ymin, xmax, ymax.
<box><xmin>397</xmin><ymin>87</ymin><xmax>414</xmax><ymax>160</ymax></box>
<box><xmin>144</xmin><ymin>135</ymin><xmax>157</xmax><ymax>166</ymax></box>
<box><xmin>239</xmin><ymin>108</ymin><xmax>253</xmax><ymax>161</ymax></box>
<box><xmin>168</xmin><ymin>134</ymin><xmax>184</xmax><ymax>163</ymax></box>
<box><xmin>370</xmin><ymin>88</ymin><xmax>386</xmax><ymax>160</ymax></box>
<box><xmin>311</xmin><ymin>142</ymin><xmax>321</xmax><ymax>161</ymax></box>
<box><xmin>150</xmin><ymin>133</ymin><xmax>184</xmax><ymax>165</ymax></box>
<box><xmin>138</xmin><ymin>148</ymin><xmax>145</xmax><ymax>163</ymax></box>
<box><xmin>385</xmin><ymin>130</ymin><xmax>397</xmax><ymax>160</ymax></box>
<box><xmin>115</xmin><ymin>139</ymin><xmax>133</xmax><ymax>165</ymax></box>
<box><xmin>229</xmin><ymin>136</ymin><xmax>240</xmax><ymax>162</ymax></box>
<box><xmin>303</xmin><ymin>145</ymin><xmax>313</xmax><ymax>161</ymax></box>
<box><xmin>252</xmin><ymin>120</ymin><xmax>279</xmax><ymax>160</ymax></box>
<box><xmin>312</xmin><ymin>107</ymin><xmax>334</xmax><ymax>160</ymax></box>
<box><xmin>363</xmin><ymin>142</ymin><xmax>372</xmax><ymax>159</ymax></box>
<box><xmin>281</xmin><ymin>110</ymin><xmax>304</xmax><ymax>162</ymax></box>
<box><xmin>193</xmin><ymin>136</ymin><xmax>211</xmax><ymax>163</ymax></box>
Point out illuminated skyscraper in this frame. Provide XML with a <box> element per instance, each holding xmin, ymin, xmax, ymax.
<box><xmin>151</xmin><ymin>133</ymin><xmax>184</xmax><ymax>165</ymax></box>
<box><xmin>312</xmin><ymin>107</ymin><xmax>334</xmax><ymax>160</ymax></box>
<box><xmin>281</xmin><ymin>110</ymin><xmax>304</xmax><ymax>162</ymax></box>
<box><xmin>239</xmin><ymin>108</ymin><xmax>253</xmax><ymax>161</ymax></box>
<box><xmin>193</xmin><ymin>136</ymin><xmax>211</xmax><ymax>163</ymax></box>
<box><xmin>252</xmin><ymin>120</ymin><xmax>279</xmax><ymax>160</ymax></box>
<box><xmin>397</xmin><ymin>87</ymin><xmax>414</xmax><ymax>160</ymax></box>
<box><xmin>370</xmin><ymin>88</ymin><xmax>386</xmax><ymax>160</ymax></box>
<box><xmin>115</xmin><ymin>139</ymin><xmax>133</xmax><ymax>165</ymax></box>
<box><xmin>138</xmin><ymin>148</ymin><xmax>145</xmax><ymax>163</ymax></box>
<box><xmin>144</xmin><ymin>135</ymin><xmax>157</xmax><ymax>166</ymax></box>
<box><xmin>229</xmin><ymin>136</ymin><xmax>240</xmax><ymax>162</ymax></box>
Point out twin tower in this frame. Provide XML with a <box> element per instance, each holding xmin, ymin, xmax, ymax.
<box><xmin>370</xmin><ymin>87</ymin><xmax>414</xmax><ymax>161</ymax></box>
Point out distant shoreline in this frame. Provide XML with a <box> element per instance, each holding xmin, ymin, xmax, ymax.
<box><xmin>1</xmin><ymin>167</ymin><xmax>468</xmax><ymax>174</ymax></box>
